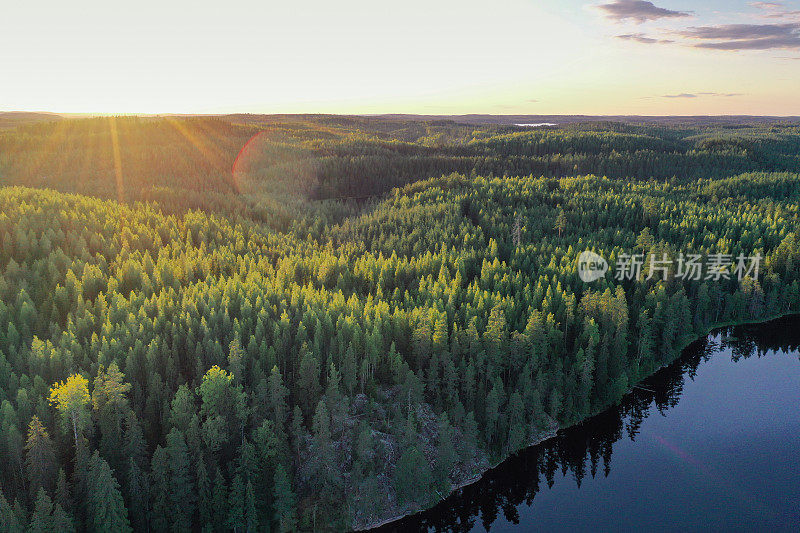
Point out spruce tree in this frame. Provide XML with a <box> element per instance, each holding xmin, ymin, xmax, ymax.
<box><xmin>0</xmin><ymin>489</ymin><xmax>23</xmax><ymax>533</ymax></box>
<box><xmin>24</xmin><ymin>416</ymin><xmax>56</xmax><ymax>498</ymax></box>
<box><xmin>211</xmin><ymin>469</ymin><xmax>228</xmax><ymax>532</ymax></box>
<box><xmin>165</xmin><ymin>429</ymin><xmax>196</xmax><ymax>532</ymax></box>
<box><xmin>125</xmin><ymin>457</ymin><xmax>148</xmax><ymax>533</ymax></box>
<box><xmin>226</xmin><ymin>474</ymin><xmax>245</xmax><ymax>533</ymax></box>
<box><xmin>149</xmin><ymin>446</ymin><xmax>170</xmax><ymax>532</ymax></box>
<box><xmin>394</xmin><ymin>446</ymin><xmax>432</xmax><ymax>506</ymax></box>
<box><xmin>196</xmin><ymin>460</ymin><xmax>213</xmax><ymax>528</ymax></box>
<box><xmin>434</xmin><ymin>414</ymin><xmax>456</xmax><ymax>489</ymax></box>
<box><xmin>85</xmin><ymin>452</ymin><xmax>132</xmax><ymax>533</ymax></box>
<box><xmin>244</xmin><ymin>480</ymin><xmax>258</xmax><ymax>533</ymax></box>
<box><xmin>272</xmin><ymin>464</ymin><xmax>297</xmax><ymax>533</ymax></box>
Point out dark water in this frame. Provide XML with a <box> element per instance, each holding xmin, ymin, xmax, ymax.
<box><xmin>383</xmin><ymin>315</ymin><xmax>800</xmax><ymax>532</ymax></box>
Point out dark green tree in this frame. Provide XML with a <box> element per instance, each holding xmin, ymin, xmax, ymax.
<box><xmin>86</xmin><ymin>452</ymin><xmax>132</xmax><ymax>533</ymax></box>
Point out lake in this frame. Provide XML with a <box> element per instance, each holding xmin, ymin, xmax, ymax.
<box><xmin>381</xmin><ymin>315</ymin><xmax>800</xmax><ymax>532</ymax></box>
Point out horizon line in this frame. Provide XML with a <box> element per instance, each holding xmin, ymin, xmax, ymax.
<box><xmin>3</xmin><ymin>110</ymin><xmax>800</xmax><ymax>120</ymax></box>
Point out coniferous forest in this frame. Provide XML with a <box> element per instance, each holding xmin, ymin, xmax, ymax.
<box><xmin>0</xmin><ymin>114</ymin><xmax>799</xmax><ymax>531</ymax></box>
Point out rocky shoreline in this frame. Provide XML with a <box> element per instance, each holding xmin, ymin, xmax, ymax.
<box><xmin>353</xmin><ymin>425</ymin><xmax>559</xmax><ymax>531</ymax></box>
<box><xmin>356</xmin><ymin>311</ymin><xmax>799</xmax><ymax>531</ymax></box>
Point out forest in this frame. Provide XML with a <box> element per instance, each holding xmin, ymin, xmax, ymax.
<box><xmin>387</xmin><ymin>314</ymin><xmax>800</xmax><ymax>532</ymax></box>
<box><xmin>0</xmin><ymin>114</ymin><xmax>799</xmax><ymax>532</ymax></box>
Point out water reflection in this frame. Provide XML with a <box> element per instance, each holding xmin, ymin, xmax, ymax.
<box><xmin>381</xmin><ymin>315</ymin><xmax>800</xmax><ymax>532</ymax></box>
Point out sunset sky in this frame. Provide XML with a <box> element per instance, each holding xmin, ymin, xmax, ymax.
<box><xmin>2</xmin><ymin>0</ymin><xmax>799</xmax><ymax>115</ymax></box>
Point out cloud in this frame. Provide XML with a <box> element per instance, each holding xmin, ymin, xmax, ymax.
<box><xmin>598</xmin><ymin>1</ymin><xmax>800</xmax><ymax>52</ymax></box>
<box><xmin>660</xmin><ymin>92</ymin><xmax>743</xmax><ymax>98</ymax></box>
<box><xmin>750</xmin><ymin>1</ymin><xmax>784</xmax><ymax>9</ymax></box>
<box><xmin>693</xmin><ymin>36</ymin><xmax>800</xmax><ymax>49</ymax></box>
<box><xmin>749</xmin><ymin>1</ymin><xmax>800</xmax><ymax>18</ymax></box>
<box><xmin>596</xmin><ymin>0</ymin><xmax>692</xmax><ymax>23</ymax></box>
<box><xmin>678</xmin><ymin>22</ymin><xmax>800</xmax><ymax>49</ymax></box>
<box><xmin>616</xmin><ymin>32</ymin><xmax>674</xmax><ymax>43</ymax></box>
<box><xmin>762</xmin><ymin>10</ymin><xmax>800</xmax><ymax>18</ymax></box>
<box><xmin>679</xmin><ymin>22</ymin><xmax>799</xmax><ymax>39</ymax></box>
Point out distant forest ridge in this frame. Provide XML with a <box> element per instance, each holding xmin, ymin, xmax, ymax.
<box><xmin>3</xmin><ymin>111</ymin><xmax>800</xmax><ymax>128</ymax></box>
<box><xmin>2</xmin><ymin>113</ymin><xmax>799</xmax><ymax>217</ymax></box>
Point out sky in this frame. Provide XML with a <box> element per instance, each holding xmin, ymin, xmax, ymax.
<box><xmin>1</xmin><ymin>0</ymin><xmax>799</xmax><ymax>115</ymax></box>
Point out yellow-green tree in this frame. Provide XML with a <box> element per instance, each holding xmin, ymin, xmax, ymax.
<box><xmin>49</xmin><ymin>374</ymin><xmax>91</xmax><ymax>448</ymax></box>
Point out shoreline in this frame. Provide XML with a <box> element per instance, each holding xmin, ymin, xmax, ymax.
<box><xmin>355</xmin><ymin>428</ymin><xmax>560</xmax><ymax>532</ymax></box>
<box><xmin>359</xmin><ymin>309</ymin><xmax>799</xmax><ymax>531</ymax></box>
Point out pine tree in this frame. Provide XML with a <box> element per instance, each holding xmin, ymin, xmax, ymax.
<box><xmin>228</xmin><ymin>334</ymin><xmax>243</xmax><ymax>386</ymax></box>
<box><xmin>461</xmin><ymin>411</ymin><xmax>479</xmax><ymax>462</ymax></box>
<box><xmin>272</xmin><ymin>464</ymin><xmax>297</xmax><ymax>533</ymax></box>
<box><xmin>484</xmin><ymin>379</ymin><xmax>505</xmax><ymax>446</ymax></box>
<box><xmin>506</xmin><ymin>391</ymin><xmax>526</xmax><ymax>453</ymax></box>
<box><xmin>211</xmin><ymin>469</ymin><xmax>228</xmax><ymax>532</ymax></box>
<box><xmin>24</xmin><ymin>416</ymin><xmax>56</xmax><ymax>498</ymax></box>
<box><xmin>554</xmin><ymin>208</ymin><xmax>567</xmax><ymax>237</ymax></box>
<box><xmin>169</xmin><ymin>385</ymin><xmax>196</xmax><ymax>434</ymax></box>
<box><xmin>312</xmin><ymin>400</ymin><xmax>331</xmax><ymax>457</ymax></box>
<box><xmin>196</xmin><ymin>460</ymin><xmax>212</xmax><ymax>528</ymax></box>
<box><xmin>122</xmin><ymin>412</ymin><xmax>147</xmax><ymax>472</ymax></box>
<box><xmin>244</xmin><ymin>480</ymin><xmax>258</xmax><ymax>533</ymax></box>
<box><xmin>484</xmin><ymin>302</ymin><xmax>508</xmax><ymax>379</ymax></box>
<box><xmin>352</xmin><ymin>421</ymin><xmax>374</xmax><ymax>482</ymax></box>
<box><xmin>0</xmin><ymin>489</ymin><xmax>23</xmax><ymax>533</ymax></box>
<box><xmin>226</xmin><ymin>474</ymin><xmax>245</xmax><ymax>532</ymax></box>
<box><xmin>198</xmin><ymin>365</ymin><xmax>246</xmax><ymax>453</ymax></box>
<box><xmin>49</xmin><ymin>503</ymin><xmax>75</xmax><ymax>533</ymax></box>
<box><xmin>125</xmin><ymin>457</ymin><xmax>148</xmax><ymax>533</ymax></box>
<box><xmin>85</xmin><ymin>452</ymin><xmax>132</xmax><ymax>533</ymax></box>
<box><xmin>324</xmin><ymin>362</ymin><xmax>346</xmax><ymax>425</ymax></box>
<box><xmin>267</xmin><ymin>366</ymin><xmax>290</xmax><ymax>428</ymax></box>
<box><xmin>28</xmin><ymin>488</ymin><xmax>54</xmax><ymax>532</ymax></box>
<box><xmin>92</xmin><ymin>363</ymin><xmax>132</xmax><ymax>473</ymax></box>
<box><xmin>636</xmin><ymin>310</ymin><xmax>655</xmax><ymax>372</ymax></box>
<box><xmin>411</xmin><ymin>313</ymin><xmax>432</xmax><ymax>371</ymax></box>
<box><xmin>297</xmin><ymin>352</ymin><xmax>321</xmax><ymax>417</ymax></box>
<box><xmin>54</xmin><ymin>469</ymin><xmax>71</xmax><ymax>512</ymax></box>
<box><xmin>165</xmin><ymin>429</ymin><xmax>196</xmax><ymax>532</ymax></box>
<box><xmin>290</xmin><ymin>405</ymin><xmax>304</xmax><ymax>461</ymax></box>
<box><xmin>28</xmin><ymin>488</ymin><xmax>76</xmax><ymax>533</ymax></box>
<box><xmin>342</xmin><ymin>343</ymin><xmax>357</xmax><ymax>394</ymax></box>
<box><xmin>434</xmin><ymin>414</ymin><xmax>456</xmax><ymax>489</ymax></box>
<box><xmin>431</xmin><ymin>313</ymin><xmax>449</xmax><ymax>357</ymax></box>
<box><xmin>394</xmin><ymin>446</ymin><xmax>432</xmax><ymax>506</ymax></box>
<box><xmin>149</xmin><ymin>446</ymin><xmax>170</xmax><ymax>532</ymax></box>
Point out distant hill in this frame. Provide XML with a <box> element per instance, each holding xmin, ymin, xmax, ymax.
<box><xmin>0</xmin><ymin>111</ymin><xmax>63</xmax><ymax>129</ymax></box>
<box><xmin>370</xmin><ymin>114</ymin><xmax>800</xmax><ymax>127</ymax></box>
<box><xmin>3</xmin><ymin>111</ymin><xmax>800</xmax><ymax>130</ymax></box>
<box><xmin>3</xmin><ymin>114</ymin><xmax>800</xmax><ymax>210</ymax></box>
